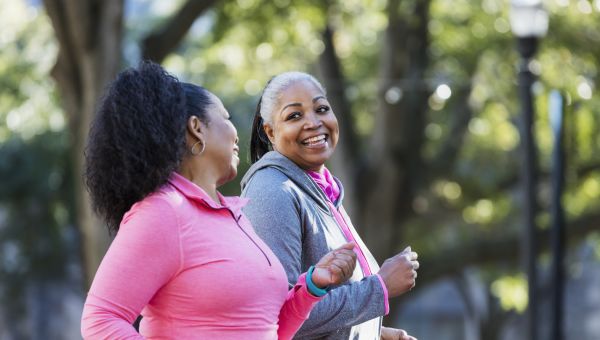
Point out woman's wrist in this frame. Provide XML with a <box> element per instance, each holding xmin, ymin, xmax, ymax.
<box><xmin>306</xmin><ymin>266</ymin><xmax>329</xmax><ymax>297</ymax></box>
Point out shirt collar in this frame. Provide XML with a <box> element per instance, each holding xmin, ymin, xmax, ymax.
<box><xmin>168</xmin><ymin>172</ymin><xmax>249</xmax><ymax>219</ymax></box>
<box><xmin>306</xmin><ymin>166</ymin><xmax>341</xmax><ymax>204</ymax></box>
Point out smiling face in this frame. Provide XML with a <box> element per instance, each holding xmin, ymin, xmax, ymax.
<box><xmin>264</xmin><ymin>79</ymin><xmax>339</xmax><ymax>171</ymax></box>
<box><xmin>202</xmin><ymin>92</ymin><xmax>240</xmax><ymax>186</ymax></box>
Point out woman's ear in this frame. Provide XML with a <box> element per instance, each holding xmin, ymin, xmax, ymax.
<box><xmin>187</xmin><ymin>115</ymin><xmax>205</xmax><ymax>140</ymax></box>
<box><xmin>263</xmin><ymin>123</ymin><xmax>275</xmax><ymax>145</ymax></box>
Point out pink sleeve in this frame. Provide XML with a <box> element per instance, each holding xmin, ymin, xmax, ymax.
<box><xmin>277</xmin><ymin>273</ymin><xmax>323</xmax><ymax>340</ymax></box>
<box><xmin>81</xmin><ymin>197</ymin><xmax>181</xmax><ymax>339</ymax></box>
<box><xmin>375</xmin><ymin>274</ymin><xmax>390</xmax><ymax>315</ymax></box>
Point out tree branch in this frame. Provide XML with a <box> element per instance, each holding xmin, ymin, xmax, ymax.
<box><xmin>430</xmin><ymin>84</ymin><xmax>474</xmax><ymax>175</ymax></box>
<box><xmin>417</xmin><ymin>210</ymin><xmax>600</xmax><ymax>287</ymax></box>
<box><xmin>141</xmin><ymin>0</ymin><xmax>222</xmax><ymax>63</ymax></box>
<box><xmin>456</xmin><ymin>159</ymin><xmax>600</xmax><ymax>200</ymax></box>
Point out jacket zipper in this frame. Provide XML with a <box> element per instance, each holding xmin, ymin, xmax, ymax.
<box><xmin>225</xmin><ymin>209</ymin><xmax>272</xmax><ymax>267</ymax></box>
<box><xmin>325</xmin><ymin>202</ymin><xmax>370</xmax><ymax>277</ymax></box>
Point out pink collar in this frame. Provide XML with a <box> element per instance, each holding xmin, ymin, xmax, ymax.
<box><xmin>306</xmin><ymin>167</ymin><xmax>340</xmax><ymax>204</ymax></box>
<box><xmin>168</xmin><ymin>172</ymin><xmax>249</xmax><ymax>218</ymax></box>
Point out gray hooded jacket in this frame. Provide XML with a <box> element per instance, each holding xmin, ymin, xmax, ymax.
<box><xmin>241</xmin><ymin>151</ymin><xmax>386</xmax><ymax>340</ymax></box>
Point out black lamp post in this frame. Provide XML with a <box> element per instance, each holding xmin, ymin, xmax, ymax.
<box><xmin>509</xmin><ymin>1</ymin><xmax>548</xmax><ymax>340</ymax></box>
<box><xmin>549</xmin><ymin>90</ymin><xmax>565</xmax><ymax>340</ymax></box>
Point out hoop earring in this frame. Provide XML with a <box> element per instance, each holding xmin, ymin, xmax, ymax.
<box><xmin>190</xmin><ymin>140</ymin><xmax>206</xmax><ymax>156</ymax></box>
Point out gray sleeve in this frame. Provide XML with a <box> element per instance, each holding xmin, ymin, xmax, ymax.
<box><xmin>295</xmin><ymin>276</ymin><xmax>386</xmax><ymax>338</ymax></box>
<box><xmin>242</xmin><ymin>172</ymin><xmax>305</xmax><ymax>284</ymax></box>
<box><xmin>242</xmin><ymin>171</ymin><xmax>387</xmax><ymax>338</ymax></box>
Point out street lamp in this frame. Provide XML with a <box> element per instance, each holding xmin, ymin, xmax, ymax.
<box><xmin>549</xmin><ymin>90</ymin><xmax>565</xmax><ymax>340</ymax></box>
<box><xmin>509</xmin><ymin>1</ymin><xmax>548</xmax><ymax>340</ymax></box>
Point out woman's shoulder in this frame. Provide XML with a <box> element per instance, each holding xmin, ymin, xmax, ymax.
<box><xmin>244</xmin><ymin>166</ymin><xmax>296</xmax><ymax>190</ymax></box>
<box><xmin>243</xmin><ymin>168</ymin><xmax>301</xmax><ymax>203</ymax></box>
<box><xmin>123</xmin><ymin>183</ymin><xmax>181</xmax><ymax>224</ymax></box>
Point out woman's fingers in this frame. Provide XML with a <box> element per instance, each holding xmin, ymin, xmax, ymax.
<box><xmin>381</xmin><ymin>327</ymin><xmax>417</xmax><ymax>340</ymax></box>
<box><xmin>319</xmin><ymin>251</ymin><xmax>354</xmax><ymax>268</ymax></box>
<box><xmin>337</xmin><ymin>242</ymin><xmax>355</xmax><ymax>251</ymax></box>
<box><xmin>330</xmin><ymin>256</ymin><xmax>354</xmax><ymax>279</ymax></box>
<box><xmin>334</xmin><ymin>250</ymin><xmax>356</xmax><ymax>262</ymax></box>
<box><xmin>313</xmin><ymin>243</ymin><xmax>358</xmax><ymax>286</ymax></box>
<box><xmin>329</xmin><ymin>262</ymin><xmax>346</xmax><ymax>280</ymax></box>
<box><xmin>328</xmin><ymin>248</ymin><xmax>357</xmax><ymax>282</ymax></box>
<box><xmin>400</xmin><ymin>251</ymin><xmax>418</xmax><ymax>261</ymax></box>
<box><xmin>317</xmin><ymin>244</ymin><xmax>355</xmax><ymax>266</ymax></box>
<box><xmin>377</xmin><ymin>247</ymin><xmax>421</xmax><ymax>297</ymax></box>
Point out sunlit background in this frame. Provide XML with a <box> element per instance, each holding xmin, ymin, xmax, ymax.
<box><xmin>1</xmin><ymin>0</ymin><xmax>600</xmax><ymax>339</ymax></box>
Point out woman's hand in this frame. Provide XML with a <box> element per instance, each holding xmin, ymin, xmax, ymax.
<box><xmin>311</xmin><ymin>242</ymin><xmax>357</xmax><ymax>288</ymax></box>
<box><xmin>381</xmin><ymin>326</ymin><xmax>417</xmax><ymax>340</ymax></box>
<box><xmin>377</xmin><ymin>246</ymin><xmax>419</xmax><ymax>297</ymax></box>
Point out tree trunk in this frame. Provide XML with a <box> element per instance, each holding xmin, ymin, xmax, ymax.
<box><xmin>43</xmin><ymin>0</ymin><xmax>222</xmax><ymax>288</ymax></box>
<box><xmin>361</xmin><ymin>0</ymin><xmax>431</xmax><ymax>261</ymax></box>
<box><xmin>318</xmin><ymin>24</ymin><xmax>361</xmax><ymax>216</ymax></box>
<box><xmin>43</xmin><ymin>0</ymin><xmax>124</xmax><ymax>287</ymax></box>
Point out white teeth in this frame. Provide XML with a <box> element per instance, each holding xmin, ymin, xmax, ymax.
<box><xmin>303</xmin><ymin>135</ymin><xmax>326</xmax><ymax>144</ymax></box>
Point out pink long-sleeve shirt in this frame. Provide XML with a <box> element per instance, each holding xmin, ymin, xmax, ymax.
<box><xmin>81</xmin><ymin>172</ymin><xmax>321</xmax><ymax>339</ymax></box>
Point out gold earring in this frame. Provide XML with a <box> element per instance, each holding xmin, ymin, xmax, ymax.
<box><xmin>190</xmin><ymin>140</ymin><xmax>206</xmax><ymax>156</ymax></box>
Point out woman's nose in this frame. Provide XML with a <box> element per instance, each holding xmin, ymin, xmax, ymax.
<box><xmin>305</xmin><ymin>113</ymin><xmax>322</xmax><ymax>129</ymax></box>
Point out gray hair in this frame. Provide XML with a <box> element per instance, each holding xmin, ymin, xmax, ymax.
<box><xmin>259</xmin><ymin>71</ymin><xmax>326</xmax><ymax>124</ymax></box>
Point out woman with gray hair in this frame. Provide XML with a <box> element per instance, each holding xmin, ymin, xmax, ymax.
<box><xmin>241</xmin><ymin>71</ymin><xmax>419</xmax><ymax>340</ymax></box>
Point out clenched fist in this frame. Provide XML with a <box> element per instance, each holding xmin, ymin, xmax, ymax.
<box><xmin>311</xmin><ymin>242</ymin><xmax>357</xmax><ymax>288</ymax></box>
<box><xmin>381</xmin><ymin>326</ymin><xmax>417</xmax><ymax>340</ymax></box>
<box><xmin>377</xmin><ymin>246</ymin><xmax>419</xmax><ymax>297</ymax></box>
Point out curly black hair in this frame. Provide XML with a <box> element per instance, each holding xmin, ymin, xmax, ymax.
<box><xmin>84</xmin><ymin>61</ymin><xmax>212</xmax><ymax>233</ymax></box>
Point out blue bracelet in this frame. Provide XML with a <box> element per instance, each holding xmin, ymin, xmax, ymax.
<box><xmin>306</xmin><ymin>266</ymin><xmax>329</xmax><ymax>297</ymax></box>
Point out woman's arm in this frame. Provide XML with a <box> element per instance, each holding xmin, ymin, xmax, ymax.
<box><xmin>277</xmin><ymin>243</ymin><xmax>357</xmax><ymax>340</ymax></box>
<box><xmin>276</xmin><ymin>272</ymin><xmax>322</xmax><ymax>340</ymax></box>
<box><xmin>81</xmin><ymin>197</ymin><xmax>181</xmax><ymax>339</ymax></box>
<box><xmin>293</xmin><ymin>276</ymin><xmax>386</xmax><ymax>337</ymax></box>
<box><xmin>242</xmin><ymin>172</ymin><xmax>387</xmax><ymax>338</ymax></box>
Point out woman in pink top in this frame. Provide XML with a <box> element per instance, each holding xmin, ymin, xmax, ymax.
<box><xmin>80</xmin><ymin>62</ymin><xmax>357</xmax><ymax>339</ymax></box>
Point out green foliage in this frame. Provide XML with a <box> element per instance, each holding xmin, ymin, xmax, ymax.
<box><xmin>0</xmin><ymin>131</ymin><xmax>74</xmax><ymax>319</ymax></box>
<box><xmin>0</xmin><ymin>2</ymin><xmax>62</xmax><ymax>142</ymax></box>
<box><xmin>491</xmin><ymin>273</ymin><xmax>528</xmax><ymax>313</ymax></box>
<box><xmin>0</xmin><ymin>1</ymin><xmax>73</xmax><ymax>321</ymax></box>
<box><xmin>0</xmin><ymin>132</ymin><xmax>73</xmax><ymax>277</ymax></box>
<box><xmin>4</xmin><ymin>0</ymin><xmax>600</xmax><ymax>325</ymax></box>
<box><xmin>116</xmin><ymin>0</ymin><xmax>600</xmax><ymax>313</ymax></box>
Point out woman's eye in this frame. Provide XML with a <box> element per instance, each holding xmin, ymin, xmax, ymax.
<box><xmin>286</xmin><ymin>112</ymin><xmax>301</xmax><ymax>121</ymax></box>
<box><xmin>316</xmin><ymin>105</ymin><xmax>330</xmax><ymax>113</ymax></box>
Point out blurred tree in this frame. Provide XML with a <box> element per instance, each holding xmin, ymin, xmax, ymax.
<box><xmin>18</xmin><ymin>0</ymin><xmax>600</xmax><ymax>335</ymax></box>
<box><xmin>0</xmin><ymin>2</ymin><xmax>78</xmax><ymax>337</ymax></box>
<box><xmin>41</xmin><ymin>0</ymin><xmax>223</xmax><ymax>286</ymax></box>
<box><xmin>0</xmin><ymin>133</ymin><xmax>75</xmax><ymax>338</ymax></box>
<box><xmin>186</xmin><ymin>0</ymin><xmax>600</xmax><ymax>331</ymax></box>
<box><xmin>41</xmin><ymin>0</ymin><xmax>123</xmax><ymax>287</ymax></box>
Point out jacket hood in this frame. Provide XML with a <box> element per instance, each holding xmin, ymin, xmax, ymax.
<box><xmin>240</xmin><ymin>151</ymin><xmax>344</xmax><ymax>211</ymax></box>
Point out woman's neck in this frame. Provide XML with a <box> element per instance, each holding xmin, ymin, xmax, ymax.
<box><xmin>306</xmin><ymin>165</ymin><xmax>325</xmax><ymax>174</ymax></box>
<box><xmin>178</xmin><ymin>161</ymin><xmax>220</xmax><ymax>203</ymax></box>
